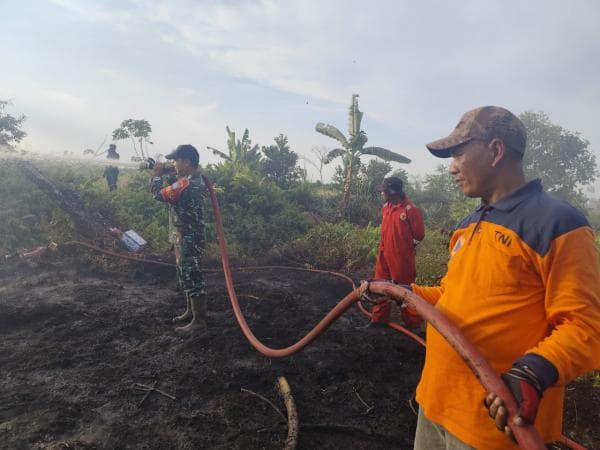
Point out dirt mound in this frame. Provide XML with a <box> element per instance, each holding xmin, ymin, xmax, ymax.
<box><xmin>0</xmin><ymin>252</ymin><xmax>597</xmax><ymax>449</ymax></box>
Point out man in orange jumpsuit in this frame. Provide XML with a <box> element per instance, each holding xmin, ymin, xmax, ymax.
<box><xmin>372</xmin><ymin>176</ymin><xmax>425</xmax><ymax>325</ymax></box>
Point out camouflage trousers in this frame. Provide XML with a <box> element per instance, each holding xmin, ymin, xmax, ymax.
<box><xmin>174</xmin><ymin>234</ymin><xmax>205</xmax><ymax>297</ymax></box>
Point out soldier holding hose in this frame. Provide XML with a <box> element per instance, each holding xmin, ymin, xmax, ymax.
<box><xmin>410</xmin><ymin>106</ymin><xmax>600</xmax><ymax>449</ymax></box>
<box><xmin>150</xmin><ymin>144</ymin><xmax>208</xmax><ymax>335</ymax></box>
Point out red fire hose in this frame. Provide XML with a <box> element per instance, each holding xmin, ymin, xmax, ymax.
<box><xmin>355</xmin><ymin>296</ymin><xmax>426</xmax><ymax>346</ymax></box>
<box><xmin>203</xmin><ymin>174</ymin><xmax>368</xmax><ymax>357</ymax></box>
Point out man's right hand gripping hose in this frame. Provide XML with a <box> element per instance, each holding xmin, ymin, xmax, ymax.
<box><xmin>485</xmin><ymin>354</ymin><xmax>558</xmax><ymax>442</ymax></box>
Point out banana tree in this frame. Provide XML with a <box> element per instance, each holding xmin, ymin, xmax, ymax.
<box><xmin>316</xmin><ymin>94</ymin><xmax>411</xmax><ymax>218</ymax></box>
<box><xmin>208</xmin><ymin>126</ymin><xmax>262</xmax><ymax>170</ymax></box>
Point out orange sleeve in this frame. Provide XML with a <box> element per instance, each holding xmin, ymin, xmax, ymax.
<box><xmin>411</xmin><ymin>284</ymin><xmax>444</xmax><ymax>305</ymax></box>
<box><xmin>529</xmin><ymin>227</ymin><xmax>600</xmax><ymax>384</ymax></box>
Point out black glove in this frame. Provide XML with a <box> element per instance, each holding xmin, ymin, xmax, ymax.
<box><xmin>501</xmin><ymin>366</ymin><xmax>542</xmax><ymax>423</ymax></box>
<box><xmin>501</xmin><ymin>354</ymin><xmax>558</xmax><ymax>424</ymax></box>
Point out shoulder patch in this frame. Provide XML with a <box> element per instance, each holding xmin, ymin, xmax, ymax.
<box><xmin>160</xmin><ymin>178</ymin><xmax>190</xmax><ymax>203</ymax></box>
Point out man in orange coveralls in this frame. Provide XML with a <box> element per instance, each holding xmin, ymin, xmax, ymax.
<box><xmin>371</xmin><ymin>176</ymin><xmax>425</xmax><ymax>326</ymax></box>
<box><xmin>411</xmin><ymin>106</ymin><xmax>600</xmax><ymax>450</ymax></box>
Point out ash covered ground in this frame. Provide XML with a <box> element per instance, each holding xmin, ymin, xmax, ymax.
<box><xmin>0</xmin><ymin>249</ymin><xmax>597</xmax><ymax>449</ymax></box>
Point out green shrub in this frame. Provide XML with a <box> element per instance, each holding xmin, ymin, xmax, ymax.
<box><xmin>40</xmin><ymin>208</ymin><xmax>77</xmax><ymax>243</ymax></box>
<box><xmin>285</xmin><ymin>221</ymin><xmax>449</xmax><ymax>283</ymax></box>
<box><xmin>415</xmin><ymin>228</ymin><xmax>449</xmax><ymax>285</ymax></box>
<box><xmin>107</xmin><ymin>170</ymin><xmax>170</xmax><ymax>251</ymax></box>
<box><xmin>283</xmin><ymin>182</ymin><xmax>340</xmax><ymax>223</ymax></box>
<box><xmin>0</xmin><ymin>160</ymin><xmax>58</xmax><ymax>253</ymax></box>
<box><xmin>203</xmin><ymin>164</ymin><xmax>313</xmax><ymax>259</ymax></box>
<box><xmin>285</xmin><ymin>222</ymin><xmax>379</xmax><ymax>273</ymax></box>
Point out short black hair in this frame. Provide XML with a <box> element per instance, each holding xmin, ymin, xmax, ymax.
<box><xmin>382</xmin><ymin>176</ymin><xmax>404</xmax><ymax>195</ymax></box>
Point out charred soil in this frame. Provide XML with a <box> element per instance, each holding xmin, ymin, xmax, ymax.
<box><xmin>0</xmin><ymin>249</ymin><xmax>598</xmax><ymax>450</ymax></box>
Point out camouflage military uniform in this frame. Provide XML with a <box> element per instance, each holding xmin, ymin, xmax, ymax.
<box><xmin>150</xmin><ymin>173</ymin><xmax>206</xmax><ymax>300</ymax></box>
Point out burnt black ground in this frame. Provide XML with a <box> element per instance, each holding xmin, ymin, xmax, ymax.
<box><xmin>0</xmin><ymin>249</ymin><xmax>597</xmax><ymax>450</ymax></box>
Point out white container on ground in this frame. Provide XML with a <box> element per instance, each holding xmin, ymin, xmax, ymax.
<box><xmin>120</xmin><ymin>230</ymin><xmax>147</xmax><ymax>252</ymax></box>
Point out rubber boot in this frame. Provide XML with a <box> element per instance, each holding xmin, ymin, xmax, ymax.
<box><xmin>175</xmin><ymin>294</ymin><xmax>207</xmax><ymax>334</ymax></box>
<box><xmin>172</xmin><ymin>294</ymin><xmax>192</xmax><ymax>323</ymax></box>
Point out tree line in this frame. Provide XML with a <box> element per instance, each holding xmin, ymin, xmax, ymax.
<box><xmin>1</xmin><ymin>96</ymin><xmax>598</xmax><ymax>272</ymax></box>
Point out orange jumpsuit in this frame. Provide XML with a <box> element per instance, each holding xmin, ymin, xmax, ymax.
<box><xmin>373</xmin><ymin>197</ymin><xmax>425</xmax><ymax>323</ymax></box>
<box><xmin>412</xmin><ymin>180</ymin><xmax>600</xmax><ymax>449</ymax></box>
<box><xmin>375</xmin><ymin>197</ymin><xmax>425</xmax><ymax>283</ymax></box>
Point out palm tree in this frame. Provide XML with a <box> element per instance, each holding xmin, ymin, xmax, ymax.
<box><xmin>208</xmin><ymin>126</ymin><xmax>262</xmax><ymax>170</ymax></box>
<box><xmin>315</xmin><ymin>94</ymin><xmax>411</xmax><ymax>218</ymax></box>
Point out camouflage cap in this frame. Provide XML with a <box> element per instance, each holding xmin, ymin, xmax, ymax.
<box><xmin>426</xmin><ymin>106</ymin><xmax>527</xmax><ymax>158</ymax></box>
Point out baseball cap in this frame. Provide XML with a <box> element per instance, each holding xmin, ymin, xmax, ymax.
<box><xmin>165</xmin><ymin>144</ymin><xmax>199</xmax><ymax>166</ymax></box>
<box><xmin>426</xmin><ymin>106</ymin><xmax>527</xmax><ymax>158</ymax></box>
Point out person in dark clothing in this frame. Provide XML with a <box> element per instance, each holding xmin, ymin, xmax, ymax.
<box><xmin>103</xmin><ymin>165</ymin><xmax>119</xmax><ymax>191</ymax></box>
<box><xmin>106</xmin><ymin>143</ymin><xmax>119</xmax><ymax>160</ymax></box>
<box><xmin>103</xmin><ymin>144</ymin><xmax>120</xmax><ymax>191</ymax></box>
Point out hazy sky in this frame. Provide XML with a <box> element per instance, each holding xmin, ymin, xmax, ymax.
<box><xmin>2</xmin><ymin>0</ymin><xmax>600</xmax><ymax>182</ymax></box>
